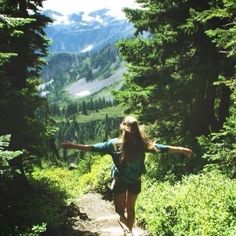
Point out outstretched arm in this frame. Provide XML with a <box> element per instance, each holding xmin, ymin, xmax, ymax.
<box><xmin>168</xmin><ymin>146</ymin><xmax>193</xmax><ymax>157</ymax></box>
<box><xmin>61</xmin><ymin>141</ymin><xmax>92</xmax><ymax>152</ymax></box>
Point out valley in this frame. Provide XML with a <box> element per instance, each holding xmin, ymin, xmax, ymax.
<box><xmin>40</xmin><ymin>22</ymin><xmax>130</xmax><ymax>160</ymax></box>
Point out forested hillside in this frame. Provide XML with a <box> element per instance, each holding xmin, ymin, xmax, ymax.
<box><xmin>0</xmin><ymin>0</ymin><xmax>236</xmax><ymax>236</ymax></box>
<box><xmin>41</xmin><ymin>44</ymin><xmax>123</xmax><ymax>102</ymax></box>
<box><xmin>40</xmin><ymin>44</ymin><xmax>125</xmax><ymax>163</ymax></box>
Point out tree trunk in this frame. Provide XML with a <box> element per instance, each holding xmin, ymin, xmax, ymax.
<box><xmin>218</xmin><ymin>85</ymin><xmax>231</xmax><ymax>129</ymax></box>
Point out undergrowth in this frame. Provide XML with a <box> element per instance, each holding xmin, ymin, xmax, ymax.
<box><xmin>3</xmin><ymin>153</ymin><xmax>236</xmax><ymax>236</ymax></box>
<box><xmin>136</xmin><ymin>171</ymin><xmax>236</xmax><ymax>236</ymax></box>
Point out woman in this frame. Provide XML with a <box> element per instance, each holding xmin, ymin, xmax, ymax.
<box><xmin>62</xmin><ymin>115</ymin><xmax>192</xmax><ymax>235</ymax></box>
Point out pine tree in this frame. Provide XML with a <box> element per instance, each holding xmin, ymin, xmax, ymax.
<box><xmin>0</xmin><ymin>0</ymin><xmax>52</xmax><ymax>190</ymax></box>
<box><xmin>81</xmin><ymin>101</ymin><xmax>88</xmax><ymax>115</ymax></box>
<box><xmin>116</xmin><ymin>0</ymin><xmax>235</xmax><ymax>145</ymax></box>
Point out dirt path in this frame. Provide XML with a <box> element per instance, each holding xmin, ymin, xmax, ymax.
<box><xmin>68</xmin><ymin>192</ymin><xmax>150</xmax><ymax>236</ymax></box>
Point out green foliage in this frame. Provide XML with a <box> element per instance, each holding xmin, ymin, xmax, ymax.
<box><xmin>62</xmin><ymin>97</ymin><xmax>116</xmax><ymax>118</ymax></box>
<box><xmin>0</xmin><ymin>165</ymin><xmax>86</xmax><ymax>235</ymax></box>
<box><xmin>31</xmin><ymin>155</ymin><xmax>112</xmax><ymax>201</ymax></box>
<box><xmin>57</xmin><ymin>111</ymin><xmax>122</xmax><ymax>145</ymax></box>
<box><xmin>0</xmin><ymin>52</ymin><xmax>17</xmax><ymax>65</ymax></box>
<box><xmin>15</xmin><ymin>154</ymin><xmax>112</xmax><ymax>234</ymax></box>
<box><xmin>16</xmin><ymin>223</ymin><xmax>47</xmax><ymax>236</ymax></box>
<box><xmin>31</xmin><ymin>166</ymin><xmax>84</xmax><ymax>201</ymax></box>
<box><xmin>136</xmin><ymin>171</ymin><xmax>236</xmax><ymax>236</ymax></box>
<box><xmin>0</xmin><ymin>135</ymin><xmax>22</xmax><ymax>163</ymax></box>
<box><xmin>0</xmin><ymin>135</ymin><xmax>23</xmax><ymax>176</ymax></box>
<box><xmin>0</xmin><ymin>151</ymin><xmax>112</xmax><ymax>235</ymax></box>
<box><xmin>198</xmin><ymin>0</ymin><xmax>236</xmax><ymax>58</ymax></box>
<box><xmin>0</xmin><ymin>0</ymin><xmax>53</xmax><ymax>178</ymax></box>
<box><xmin>198</xmin><ymin>81</ymin><xmax>236</xmax><ymax>177</ymax></box>
<box><xmin>144</xmin><ymin>152</ymin><xmax>195</xmax><ymax>182</ymax></box>
<box><xmin>116</xmin><ymin>0</ymin><xmax>236</xmax><ymax>150</ymax></box>
<box><xmin>78</xmin><ymin>155</ymin><xmax>113</xmax><ymax>193</ymax></box>
<box><xmin>9</xmin><ymin>185</ymin><xmax>67</xmax><ymax>235</ymax></box>
<box><xmin>1</xmin><ymin>168</ymin><xmax>69</xmax><ymax>236</ymax></box>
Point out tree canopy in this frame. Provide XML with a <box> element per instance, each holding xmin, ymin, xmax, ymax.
<box><xmin>0</xmin><ymin>0</ymin><xmax>52</xmax><ymax>188</ymax></box>
<box><xmin>116</xmin><ymin>0</ymin><xmax>236</xmax><ymax>147</ymax></box>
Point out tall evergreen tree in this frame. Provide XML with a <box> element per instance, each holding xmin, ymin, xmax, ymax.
<box><xmin>116</xmin><ymin>0</ymin><xmax>236</xmax><ymax>146</ymax></box>
<box><xmin>196</xmin><ymin>0</ymin><xmax>236</xmax><ymax>177</ymax></box>
<box><xmin>0</xmin><ymin>0</ymin><xmax>52</xmax><ymax>189</ymax></box>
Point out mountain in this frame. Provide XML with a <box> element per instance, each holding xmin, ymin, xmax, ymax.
<box><xmin>40</xmin><ymin>44</ymin><xmax>126</xmax><ymax>101</ymax></box>
<box><xmin>43</xmin><ymin>9</ymin><xmax>134</xmax><ymax>53</ymax></box>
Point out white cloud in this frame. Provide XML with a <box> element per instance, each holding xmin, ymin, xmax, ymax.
<box><xmin>49</xmin><ymin>13</ymin><xmax>71</xmax><ymax>25</ymax></box>
<box><xmin>42</xmin><ymin>0</ymin><xmax>139</xmax><ymax>19</ymax></box>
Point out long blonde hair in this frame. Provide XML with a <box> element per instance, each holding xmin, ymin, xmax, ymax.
<box><xmin>118</xmin><ymin>115</ymin><xmax>156</xmax><ymax>163</ymax></box>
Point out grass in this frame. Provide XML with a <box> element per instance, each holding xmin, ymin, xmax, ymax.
<box><xmin>76</xmin><ymin>104</ymin><xmax>124</xmax><ymax>123</ymax></box>
<box><xmin>53</xmin><ymin>104</ymin><xmax>125</xmax><ymax>123</ymax></box>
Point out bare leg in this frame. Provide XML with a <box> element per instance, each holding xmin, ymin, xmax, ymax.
<box><xmin>126</xmin><ymin>191</ymin><xmax>138</xmax><ymax>232</ymax></box>
<box><xmin>114</xmin><ymin>192</ymin><xmax>128</xmax><ymax>228</ymax></box>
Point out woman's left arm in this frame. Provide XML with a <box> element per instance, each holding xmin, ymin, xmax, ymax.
<box><xmin>168</xmin><ymin>146</ymin><xmax>193</xmax><ymax>157</ymax></box>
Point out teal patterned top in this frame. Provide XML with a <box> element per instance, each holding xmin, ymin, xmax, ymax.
<box><xmin>91</xmin><ymin>138</ymin><xmax>169</xmax><ymax>184</ymax></box>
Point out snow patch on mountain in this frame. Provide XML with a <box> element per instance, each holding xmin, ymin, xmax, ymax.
<box><xmin>44</xmin><ymin>9</ymin><xmax>117</xmax><ymax>26</ymax></box>
<box><xmin>81</xmin><ymin>44</ymin><xmax>94</xmax><ymax>52</ymax></box>
<box><xmin>66</xmin><ymin>66</ymin><xmax>126</xmax><ymax>97</ymax></box>
<box><xmin>43</xmin><ymin>9</ymin><xmax>134</xmax><ymax>53</ymax></box>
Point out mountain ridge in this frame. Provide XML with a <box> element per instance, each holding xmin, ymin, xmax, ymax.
<box><xmin>43</xmin><ymin>9</ymin><xmax>134</xmax><ymax>53</ymax></box>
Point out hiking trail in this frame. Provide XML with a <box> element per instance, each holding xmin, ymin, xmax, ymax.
<box><xmin>67</xmin><ymin>192</ymin><xmax>150</xmax><ymax>236</ymax></box>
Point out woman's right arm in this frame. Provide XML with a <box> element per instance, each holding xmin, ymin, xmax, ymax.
<box><xmin>61</xmin><ymin>141</ymin><xmax>92</xmax><ymax>152</ymax></box>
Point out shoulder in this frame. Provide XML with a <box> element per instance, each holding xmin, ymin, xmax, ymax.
<box><xmin>109</xmin><ymin>138</ymin><xmax>119</xmax><ymax>144</ymax></box>
<box><xmin>91</xmin><ymin>139</ymin><xmax>117</xmax><ymax>153</ymax></box>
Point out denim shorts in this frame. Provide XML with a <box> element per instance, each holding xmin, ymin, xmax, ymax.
<box><xmin>111</xmin><ymin>178</ymin><xmax>141</xmax><ymax>194</ymax></box>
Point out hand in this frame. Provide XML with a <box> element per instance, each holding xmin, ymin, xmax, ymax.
<box><xmin>182</xmin><ymin>147</ymin><xmax>193</xmax><ymax>158</ymax></box>
<box><xmin>61</xmin><ymin>141</ymin><xmax>75</xmax><ymax>149</ymax></box>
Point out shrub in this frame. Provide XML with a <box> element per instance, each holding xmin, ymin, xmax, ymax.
<box><xmin>0</xmin><ymin>134</ymin><xmax>23</xmax><ymax>177</ymax></box>
<box><xmin>16</xmin><ymin>223</ymin><xmax>47</xmax><ymax>236</ymax></box>
<box><xmin>198</xmin><ymin>81</ymin><xmax>236</xmax><ymax>178</ymax></box>
<box><xmin>79</xmin><ymin>155</ymin><xmax>113</xmax><ymax>193</ymax></box>
<box><xmin>31</xmin><ymin>166</ymin><xmax>84</xmax><ymax>201</ymax></box>
<box><xmin>24</xmin><ymin>154</ymin><xmax>112</xmax><ymax>233</ymax></box>
<box><xmin>7</xmin><ymin>154</ymin><xmax>110</xmax><ymax>236</ymax></box>
<box><xmin>136</xmin><ymin>171</ymin><xmax>236</xmax><ymax>236</ymax></box>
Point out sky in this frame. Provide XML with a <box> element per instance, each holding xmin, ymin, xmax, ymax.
<box><xmin>42</xmin><ymin>0</ymin><xmax>139</xmax><ymax>19</ymax></box>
